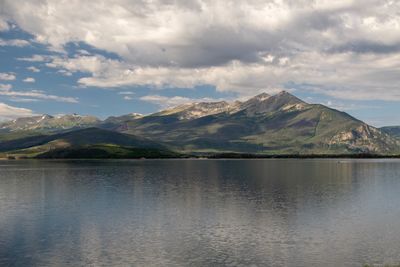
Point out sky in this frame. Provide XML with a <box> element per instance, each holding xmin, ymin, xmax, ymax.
<box><xmin>0</xmin><ymin>0</ymin><xmax>400</xmax><ymax>126</ymax></box>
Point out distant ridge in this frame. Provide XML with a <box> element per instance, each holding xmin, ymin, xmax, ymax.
<box><xmin>381</xmin><ymin>126</ymin><xmax>400</xmax><ymax>138</ymax></box>
<box><xmin>0</xmin><ymin>91</ymin><xmax>399</xmax><ymax>157</ymax></box>
<box><xmin>0</xmin><ymin>114</ymin><xmax>100</xmax><ymax>133</ymax></box>
<box><xmin>0</xmin><ymin>127</ymin><xmax>176</xmax><ymax>159</ymax></box>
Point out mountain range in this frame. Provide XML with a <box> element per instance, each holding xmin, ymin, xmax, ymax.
<box><xmin>1</xmin><ymin>91</ymin><xmax>399</xmax><ymax>158</ymax></box>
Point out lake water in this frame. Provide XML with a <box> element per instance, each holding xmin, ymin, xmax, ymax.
<box><xmin>0</xmin><ymin>159</ymin><xmax>400</xmax><ymax>266</ymax></box>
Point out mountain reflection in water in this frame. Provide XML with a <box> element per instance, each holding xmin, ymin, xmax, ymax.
<box><xmin>0</xmin><ymin>159</ymin><xmax>399</xmax><ymax>266</ymax></box>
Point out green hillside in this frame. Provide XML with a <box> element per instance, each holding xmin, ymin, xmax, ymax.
<box><xmin>105</xmin><ymin>92</ymin><xmax>400</xmax><ymax>154</ymax></box>
<box><xmin>1</xmin><ymin>92</ymin><xmax>399</xmax><ymax>157</ymax></box>
<box><xmin>0</xmin><ymin>128</ymin><xmax>177</xmax><ymax>159</ymax></box>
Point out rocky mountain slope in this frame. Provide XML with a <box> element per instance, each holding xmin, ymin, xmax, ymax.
<box><xmin>0</xmin><ymin>91</ymin><xmax>399</xmax><ymax>156</ymax></box>
<box><xmin>0</xmin><ymin>114</ymin><xmax>100</xmax><ymax>133</ymax></box>
<box><xmin>381</xmin><ymin>126</ymin><xmax>400</xmax><ymax>139</ymax></box>
<box><xmin>104</xmin><ymin>91</ymin><xmax>400</xmax><ymax>154</ymax></box>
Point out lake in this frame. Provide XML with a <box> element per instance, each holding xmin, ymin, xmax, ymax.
<box><xmin>0</xmin><ymin>159</ymin><xmax>400</xmax><ymax>266</ymax></box>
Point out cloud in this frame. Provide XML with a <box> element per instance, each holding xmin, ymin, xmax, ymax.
<box><xmin>44</xmin><ymin>54</ymin><xmax>288</xmax><ymax>95</ymax></box>
<box><xmin>0</xmin><ymin>85</ymin><xmax>78</xmax><ymax>103</ymax></box>
<box><xmin>17</xmin><ymin>55</ymin><xmax>48</xmax><ymax>62</ymax></box>
<box><xmin>0</xmin><ymin>38</ymin><xmax>30</xmax><ymax>47</ymax></box>
<box><xmin>43</xmin><ymin>52</ymin><xmax>400</xmax><ymax>101</ymax></box>
<box><xmin>77</xmin><ymin>49</ymin><xmax>90</xmax><ymax>55</ymax></box>
<box><xmin>140</xmin><ymin>95</ymin><xmax>221</xmax><ymax>108</ymax></box>
<box><xmin>57</xmin><ymin>69</ymin><xmax>73</xmax><ymax>76</ymax></box>
<box><xmin>23</xmin><ymin>77</ymin><xmax>35</xmax><ymax>83</ymax></box>
<box><xmin>322</xmin><ymin>100</ymin><xmax>379</xmax><ymax>111</ymax></box>
<box><xmin>27</xmin><ymin>66</ymin><xmax>40</xmax><ymax>72</ymax></box>
<box><xmin>0</xmin><ymin>18</ymin><xmax>9</xmax><ymax>31</ymax></box>
<box><xmin>2</xmin><ymin>0</ymin><xmax>400</xmax><ymax>101</ymax></box>
<box><xmin>118</xmin><ymin>91</ymin><xmax>135</xmax><ymax>95</ymax></box>
<box><xmin>8</xmin><ymin>97</ymin><xmax>39</xmax><ymax>103</ymax></box>
<box><xmin>0</xmin><ymin>72</ymin><xmax>16</xmax><ymax>81</ymax></box>
<box><xmin>0</xmin><ymin>84</ymin><xmax>12</xmax><ymax>90</ymax></box>
<box><xmin>119</xmin><ymin>91</ymin><xmax>136</xmax><ymax>100</ymax></box>
<box><xmin>0</xmin><ymin>102</ymin><xmax>35</xmax><ymax>121</ymax></box>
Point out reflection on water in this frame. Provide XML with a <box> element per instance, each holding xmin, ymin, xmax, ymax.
<box><xmin>0</xmin><ymin>159</ymin><xmax>400</xmax><ymax>266</ymax></box>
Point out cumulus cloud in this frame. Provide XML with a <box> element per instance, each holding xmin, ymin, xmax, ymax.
<box><xmin>23</xmin><ymin>77</ymin><xmax>35</xmax><ymax>83</ymax></box>
<box><xmin>17</xmin><ymin>55</ymin><xmax>48</xmax><ymax>62</ymax></box>
<box><xmin>0</xmin><ymin>103</ymin><xmax>35</xmax><ymax>121</ymax></box>
<box><xmin>0</xmin><ymin>72</ymin><xmax>16</xmax><ymax>81</ymax></box>
<box><xmin>2</xmin><ymin>0</ymin><xmax>400</xmax><ymax>100</ymax></box>
<box><xmin>57</xmin><ymin>69</ymin><xmax>73</xmax><ymax>76</ymax></box>
<box><xmin>41</xmin><ymin>52</ymin><xmax>400</xmax><ymax>101</ymax></box>
<box><xmin>43</xmin><ymin>54</ymin><xmax>288</xmax><ymax>95</ymax></box>
<box><xmin>0</xmin><ymin>18</ymin><xmax>9</xmax><ymax>31</ymax></box>
<box><xmin>0</xmin><ymin>38</ymin><xmax>30</xmax><ymax>47</ymax></box>
<box><xmin>27</xmin><ymin>66</ymin><xmax>40</xmax><ymax>73</ymax></box>
<box><xmin>0</xmin><ymin>84</ymin><xmax>12</xmax><ymax>90</ymax></box>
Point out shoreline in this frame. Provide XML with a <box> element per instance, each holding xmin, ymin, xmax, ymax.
<box><xmin>2</xmin><ymin>153</ymin><xmax>400</xmax><ymax>160</ymax></box>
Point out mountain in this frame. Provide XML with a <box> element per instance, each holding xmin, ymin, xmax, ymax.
<box><xmin>1</xmin><ymin>91</ymin><xmax>399</xmax><ymax>156</ymax></box>
<box><xmin>103</xmin><ymin>91</ymin><xmax>400</xmax><ymax>154</ymax></box>
<box><xmin>0</xmin><ymin>127</ymin><xmax>176</xmax><ymax>159</ymax></box>
<box><xmin>380</xmin><ymin>126</ymin><xmax>400</xmax><ymax>139</ymax></box>
<box><xmin>104</xmin><ymin>113</ymin><xmax>143</xmax><ymax>124</ymax></box>
<box><xmin>239</xmin><ymin>91</ymin><xmax>307</xmax><ymax>115</ymax></box>
<box><xmin>101</xmin><ymin>113</ymin><xmax>143</xmax><ymax>132</ymax></box>
<box><xmin>152</xmin><ymin>101</ymin><xmax>240</xmax><ymax>120</ymax></box>
<box><xmin>0</xmin><ymin>114</ymin><xmax>100</xmax><ymax>133</ymax></box>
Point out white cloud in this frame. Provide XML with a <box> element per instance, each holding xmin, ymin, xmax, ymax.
<box><xmin>0</xmin><ymin>38</ymin><xmax>30</xmax><ymax>47</ymax></box>
<box><xmin>118</xmin><ymin>91</ymin><xmax>135</xmax><ymax>95</ymax></box>
<box><xmin>57</xmin><ymin>69</ymin><xmax>73</xmax><ymax>76</ymax></box>
<box><xmin>0</xmin><ymin>102</ymin><xmax>35</xmax><ymax>121</ymax></box>
<box><xmin>322</xmin><ymin>100</ymin><xmax>379</xmax><ymax>111</ymax></box>
<box><xmin>0</xmin><ymin>18</ymin><xmax>9</xmax><ymax>31</ymax></box>
<box><xmin>0</xmin><ymin>84</ymin><xmax>12</xmax><ymax>90</ymax></box>
<box><xmin>44</xmin><ymin>54</ymin><xmax>288</xmax><ymax>96</ymax></box>
<box><xmin>0</xmin><ymin>72</ymin><xmax>16</xmax><ymax>81</ymax></box>
<box><xmin>42</xmin><ymin>52</ymin><xmax>400</xmax><ymax>101</ymax></box>
<box><xmin>0</xmin><ymin>84</ymin><xmax>78</xmax><ymax>103</ymax></box>
<box><xmin>123</xmin><ymin>96</ymin><xmax>133</xmax><ymax>100</ymax></box>
<box><xmin>17</xmin><ymin>55</ymin><xmax>47</xmax><ymax>62</ymax></box>
<box><xmin>77</xmin><ymin>49</ymin><xmax>90</xmax><ymax>55</ymax></box>
<box><xmin>8</xmin><ymin>98</ymin><xmax>39</xmax><ymax>103</ymax></box>
<box><xmin>23</xmin><ymin>77</ymin><xmax>35</xmax><ymax>83</ymax></box>
<box><xmin>2</xmin><ymin>0</ymin><xmax>400</xmax><ymax>101</ymax></box>
<box><xmin>27</xmin><ymin>66</ymin><xmax>40</xmax><ymax>72</ymax></box>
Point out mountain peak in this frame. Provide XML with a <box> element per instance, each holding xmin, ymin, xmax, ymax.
<box><xmin>273</xmin><ymin>90</ymin><xmax>305</xmax><ymax>103</ymax></box>
<box><xmin>249</xmin><ymin>92</ymin><xmax>271</xmax><ymax>101</ymax></box>
<box><xmin>278</xmin><ymin>90</ymin><xmax>289</xmax><ymax>95</ymax></box>
<box><xmin>129</xmin><ymin>113</ymin><xmax>143</xmax><ymax>118</ymax></box>
<box><xmin>275</xmin><ymin>90</ymin><xmax>298</xmax><ymax>99</ymax></box>
<box><xmin>239</xmin><ymin>91</ymin><xmax>307</xmax><ymax>115</ymax></box>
